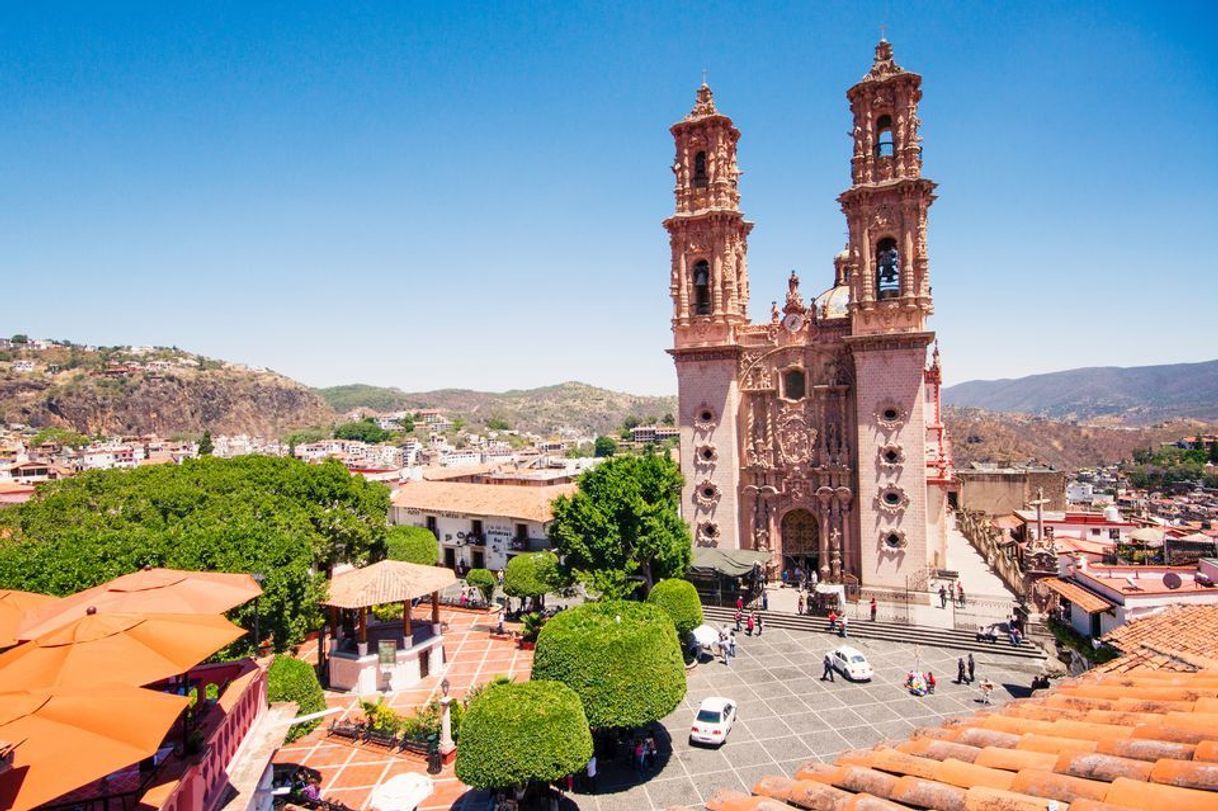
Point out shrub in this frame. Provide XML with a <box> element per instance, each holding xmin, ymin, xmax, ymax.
<box><xmin>267</xmin><ymin>656</ymin><xmax>326</xmax><ymax>742</ymax></box>
<box><xmin>531</xmin><ymin>600</ymin><xmax>685</xmax><ymax>729</ymax></box>
<box><xmin>503</xmin><ymin>551</ymin><xmax>561</xmax><ymax>602</ymax></box>
<box><xmin>646</xmin><ymin>578</ymin><xmax>703</xmax><ymax>639</ymax></box>
<box><xmin>455</xmin><ymin>680</ymin><xmax>592</xmax><ymax>790</ymax></box>
<box><xmin>466</xmin><ymin>568</ymin><xmax>496</xmax><ymax>604</ymax></box>
<box><xmin>520</xmin><ymin>611</ymin><xmax>546</xmax><ymax>643</ymax></box>
<box><xmin>386</xmin><ymin>525</ymin><xmax>439</xmax><ymax>566</ymax></box>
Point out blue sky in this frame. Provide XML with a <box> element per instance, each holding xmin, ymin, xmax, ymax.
<box><xmin>3</xmin><ymin>2</ymin><xmax>1215</xmax><ymax>395</ymax></box>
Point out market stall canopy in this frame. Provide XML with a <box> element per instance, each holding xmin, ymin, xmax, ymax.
<box><xmin>322</xmin><ymin>560</ymin><xmax>456</xmax><ymax>610</ymax></box>
<box><xmin>1129</xmin><ymin>527</ymin><xmax>1167</xmax><ymax>545</ymax></box>
<box><xmin>0</xmin><ymin>683</ymin><xmax>188</xmax><ymax>811</ymax></box>
<box><xmin>688</xmin><ymin>548</ymin><xmax>772</xmax><ymax>578</ymax></box>
<box><xmin>690</xmin><ymin>624</ymin><xmax>721</xmax><ymax>647</ymax></box>
<box><xmin>368</xmin><ymin>772</ymin><xmax>434</xmax><ymax>811</ymax></box>
<box><xmin>0</xmin><ymin>610</ymin><xmax>245</xmax><ymax>689</ymax></box>
<box><xmin>0</xmin><ymin>591</ymin><xmax>58</xmax><ymax>651</ymax></box>
<box><xmin>17</xmin><ymin>567</ymin><xmax>262</xmax><ymax>642</ymax></box>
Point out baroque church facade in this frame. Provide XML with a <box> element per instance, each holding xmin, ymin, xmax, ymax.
<box><xmin>667</xmin><ymin>41</ymin><xmax>954</xmax><ymax>592</ymax></box>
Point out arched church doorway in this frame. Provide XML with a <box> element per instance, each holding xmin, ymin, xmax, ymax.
<box><xmin>780</xmin><ymin>509</ymin><xmax>819</xmax><ymax>579</ymax></box>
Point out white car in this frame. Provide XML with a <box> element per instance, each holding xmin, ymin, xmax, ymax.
<box><xmin>689</xmin><ymin>697</ymin><xmax>736</xmax><ymax>746</ymax></box>
<box><xmin>830</xmin><ymin>645</ymin><xmax>874</xmax><ymax>681</ymax></box>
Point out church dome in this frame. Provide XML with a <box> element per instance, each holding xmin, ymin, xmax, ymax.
<box><xmin>815</xmin><ymin>284</ymin><xmax>851</xmax><ymax>319</ymax></box>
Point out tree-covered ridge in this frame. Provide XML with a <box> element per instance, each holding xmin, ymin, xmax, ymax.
<box><xmin>1124</xmin><ymin>443</ymin><xmax>1218</xmax><ymax>490</ymax></box>
<box><xmin>314</xmin><ymin>384</ymin><xmax>414</xmax><ymax>412</ymax></box>
<box><xmin>0</xmin><ymin>456</ymin><xmax>392</xmax><ymax>651</ymax></box>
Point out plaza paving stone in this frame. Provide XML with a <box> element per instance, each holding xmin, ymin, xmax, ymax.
<box><xmin>278</xmin><ymin>610</ymin><xmax>1040</xmax><ymax>811</ymax></box>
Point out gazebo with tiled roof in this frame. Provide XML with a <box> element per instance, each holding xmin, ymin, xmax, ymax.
<box><xmin>321</xmin><ymin>560</ymin><xmax>456</xmax><ymax>693</ymax></box>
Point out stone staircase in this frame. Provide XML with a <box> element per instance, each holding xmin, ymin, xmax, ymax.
<box><xmin>702</xmin><ymin>605</ymin><xmax>1046</xmax><ymax>660</ymax></box>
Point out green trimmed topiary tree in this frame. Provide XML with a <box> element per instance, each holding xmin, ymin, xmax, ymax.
<box><xmin>385</xmin><ymin>525</ymin><xmax>439</xmax><ymax>566</ymax></box>
<box><xmin>531</xmin><ymin>600</ymin><xmax>685</xmax><ymax>729</ymax></box>
<box><xmin>503</xmin><ymin>551</ymin><xmax>560</xmax><ymax>609</ymax></box>
<box><xmin>466</xmin><ymin>568</ymin><xmax>496</xmax><ymax>604</ymax></box>
<box><xmin>646</xmin><ymin>577</ymin><xmax>703</xmax><ymax>639</ymax></box>
<box><xmin>455</xmin><ymin>680</ymin><xmax>593</xmax><ymax>790</ymax></box>
<box><xmin>266</xmin><ymin>655</ymin><xmax>326</xmax><ymax>742</ymax></box>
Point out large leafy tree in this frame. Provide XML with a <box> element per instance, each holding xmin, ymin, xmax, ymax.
<box><xmin>531</xmin><ymin>600</ymin><xmax>685</xmax><ymax>730</ymax></box>
<box><xmin>0</xmin><ymin>456</ymin><xmax>391</xmax><ymax>651</ymax></box>
<box><xmin>455</xmin><ymin>680</ymin><xmax>592</xmax><ymax>790</ymax></box>
<box><xmin>548</xmin><ymin>453</ymin><xmax>691</xmax><ymax>598</ymax></box>
<box><xmin>502</xmin><ymin>551</ymin><xmax>562</xmax><ymax>609</ymax></box>
<box><xmin>385</xmin><ymin>525</ymin><xmax>439</xmax><ymax>565</ymax></box>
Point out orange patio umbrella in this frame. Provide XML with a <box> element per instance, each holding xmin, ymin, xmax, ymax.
<box><xmin>0</xmin><ymin>610</ymin><xmax>246</xmax><ymax>690</ymax></box>
<box><xmin>16</xmin><ymin>567</ymin><xmax>262</xmax><ymax>641</ymax></box>
<box><xmin>0</xmin><ymin>591</ymin><xmax>59</xmax><ymax>650</ymax></box>
<box><xmin>0</xmin><ymin>683</ymin><xmax>189</xmax><ymax>811</ymax></box>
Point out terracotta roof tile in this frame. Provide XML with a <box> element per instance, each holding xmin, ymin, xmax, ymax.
<box><xmin>697</xmin><ymin>604</ymin><xmax>1218</xmax><ymax>811</ymax></box>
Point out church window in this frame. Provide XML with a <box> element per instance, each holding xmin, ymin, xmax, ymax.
<box><xmin>693</xmin><ymin>260</ymin><xmax>712</xmax><ymax>315</ymax></box>
<box><xmin>782</xmin><ymin>368</ymin><xmax>806</xmax><ymax>401</ymax></box>
<box><xmin>883</xmin><ymin>531</ymin><xmax>905</xmax><ymax>549</ymax></box>
<box><xmin>875</xmin><ymin>237</ymin><xmax>900</xmax><ymax>300</ymax></box>
<box><xmin>875</xmin><ymin>115</ymin><xmax>894</xmax><ymax>157</ymax></box>
<box><xmin>693</xmin><ymin>151</ymin><xmax>709</xmax><ymax>188</ymax></box>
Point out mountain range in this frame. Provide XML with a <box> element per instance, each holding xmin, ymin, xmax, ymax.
<box><xmin>943</xmin><ymin>359</ymin><xmax>1218</xmax><ymax>424</ymax></box>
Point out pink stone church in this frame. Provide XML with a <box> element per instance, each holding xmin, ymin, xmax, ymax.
<box><xmin>666</xmin><ymin>41</ymin><xmax>955</xmax><ymax>593</ymax></box>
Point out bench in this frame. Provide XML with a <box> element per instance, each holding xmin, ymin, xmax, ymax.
<box><xmin>364</xmin><ymin>729</ymin><xmax>399</xmax><ymax>750</ymax></box>
<box><xmin>326</xmin><ymin>720</ymin><xmax>365</xmax><ymax>742</ymax></box>
<box><xmin>399</xmin><ymin>734</ymin><xmax>435</xmax><ymax>757</ymax></box>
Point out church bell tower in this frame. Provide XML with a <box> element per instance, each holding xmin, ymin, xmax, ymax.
<box><xmin>666</xmin><ymin>83</ymin><xmax>752</xmax><ymax>550</ymax></box>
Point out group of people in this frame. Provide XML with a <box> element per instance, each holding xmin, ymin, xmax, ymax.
<box><xmin>938</xmin><ymin>581</ymin><xmax>966</xmax><ymax>608</ymax></box>
<box><xmin>782</xmin><ymin>565</ymin><xmax>819</xmax><ymax>591</ymax></box>
<box><xmin>734</xmin><ymin>594</ymin><xmax>765</xmax><ymax>638</ymax></box>
<box><xmin>826</xmin><ymin>609</ymin><xmax>849</xmax><ymax>637</ymax></box>
<box><xmin>715</xmin><ymin>627</ymin><xmax>738</xmax><ymax>665</ymax></box>
<box><xmin>903</xmin><ymin>670</ymin><xmax>936</xmax><ymax>696</ymax></box>
<box><xmin>955</xmin><ymin>652</ymin><xmax>996</xmax><ymax>703</ymax></box>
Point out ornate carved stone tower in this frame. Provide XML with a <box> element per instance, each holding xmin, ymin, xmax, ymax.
<box><xmin>665</xmin><ymin>83</ymin><xmax>753</xmax><ymax>549</ymax></box>
<box><xmin>840</xmin><ymin>40</ymin><xmax>944</xmax><ymax>588</ymax></box>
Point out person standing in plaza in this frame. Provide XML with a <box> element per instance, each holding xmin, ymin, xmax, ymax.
<box><xmin>728</xmin><ymin>629</ymin><xmax>737</xmax><ymax>659</ymax></box>
<box><xmin>735</xmin><ymin>608</ymin><xmax>743</xmax><ymax>632</ymax></box>
<box><xmin>939</xmin><ymin>585</ymin><xmax>948</xmax><ymax>609</ymax></box>
<box><xmin>926</xmin><ymin>672</ymin><xmax>936</xmax><ymax>694</ymax></box>
<box><xmin>979</xmin><ymin>678</ymin><xmax>995</xmax><ymax>705</ymax></box>
<box><xmin>736</xmin><ymin>594</ymin><xmax>744</xmax><ymax>612</ymax></box>
<box><xmin>956</xmin><ymin>657</ymin><xmax>967</xmax><ymax>684</ymax></box>
<box><xmin>755</xmin><ymin>612</ymin><xmax>764</xmax><ymax>636</ymax></box>
<box><xmin>957</xmin><ymin>582</ymin><xmax>966</xmax><ymax>608</ymax></box>
<box><xmin>585</xmin><ymin>754</ymin><xmax>597</xmax><ymax>794</ymax></box>
<box><xmin>821</xmin><ymin>653</ymin><xmax>835</xmax><ymax>681</ymax></box>
<box><xmin>761</xmin><ymin>589</ymin><xmax>769</xmax><ymax>611</ymax></box>
<box><xmin>967</xmin><ymin>652</ymin><xmax>976</xmax><ymax>683</ymax></box>
<box><xmin>745</xmin><ymin>613</ymin><xmax>755</xmax><ymax>636</ymax></box>
<box><xmin>797</xmin><ymin>592</ymin><xmax>805</xmax><ymax>615</ymax></box>
<box><xmin>810</xmin><ymin>569</ymin><xmax>819</xmax><ymax>589</ymax></box>
<box><xmin>828</xmin><ymin>608</ymin><xmax>837</xmax><ymax>632</ymax></box>
<box><xmin>870</xmin><ymin>596</ymin><xmax>877</xmax><ymax>622</ymax></box>
<box><xmin>839</xmin><ymin>613</ymin><xmax>848</xmax><ymax>638</ymax></box>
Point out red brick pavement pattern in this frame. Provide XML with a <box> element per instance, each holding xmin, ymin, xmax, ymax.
<box><xmin>274</xmin><ymin>608</ymin><xmax>533</xmax><ymax>810</ymax></box>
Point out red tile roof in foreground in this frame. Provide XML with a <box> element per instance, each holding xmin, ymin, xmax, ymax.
<box><xmin>699</xmin><ymin>608</ymin><xmax>1218</xmax><ymax>811</ymax></box>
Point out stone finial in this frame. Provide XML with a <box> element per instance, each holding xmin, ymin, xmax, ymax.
<box><xmin>686</xmin><ymin>82</ymin><xmax>719</xmax><ymax>119</ymax></box>
<box><xmin>864</xmin><ymin>38</ymin><xmax>904</xmax><ymax>81</ymax></box>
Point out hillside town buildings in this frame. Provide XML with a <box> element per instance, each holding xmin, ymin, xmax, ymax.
<box><xmin>667</xmin><ymin>41</ymin><xmax>954</xmax><ymax>592</ymax></box>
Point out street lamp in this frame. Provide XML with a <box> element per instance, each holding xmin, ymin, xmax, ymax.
<box><xmin>441</xmin><ymin>677</ymin><xmax>450</xmax><ymax>698</ymax></box>
<box><xmin>252</xmin><ymin>572</ymin><xmax>266</xmax><ymax>655</ymax></box>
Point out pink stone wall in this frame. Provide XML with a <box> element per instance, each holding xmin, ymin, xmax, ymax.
<box><xmin>853</xmin><ymin>344</ymin><xmax>932</xmax><ymax>589</ymax></box>
<box><xmin>676</xmin><ymin>356</ymin><xmax>742</xmax><ymax>550</ymax></box>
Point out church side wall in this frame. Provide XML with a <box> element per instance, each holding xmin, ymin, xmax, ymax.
<box><xmin>853</xmin><ymin>345</ymin><xmax>930</xmax><ymax>589</ymax></box>
<box><xmin>676</xmin><ymin>356</ymin><xmax>742</xmax><ymax>550</ymax></box>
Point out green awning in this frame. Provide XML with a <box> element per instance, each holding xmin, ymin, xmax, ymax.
<box><xmin>689</xmin><ymin>547</ymin><xmax>771</xmax><ymax>578</ymax></box>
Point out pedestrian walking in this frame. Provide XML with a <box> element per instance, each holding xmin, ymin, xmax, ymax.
<box><xmin>782</xmin><ymin>569</ymin><xmax>790</xmax><ymax>588</ymax></box>
<box><xmin>585</xmin><ymin>755</ymin><xmax>597</xmax><ymax>793</ymax></box>
<box><xmin>939</xmin><ymin>585</ymin><xmax>948</xmax><ymax>609</ymax></box>
<box><xmin>728</xmin><ymin>630</ymin><xmax>737</xmax><ymax>658</ymax></box>
<box><xmin>967</xmin><ymin>652</ymin><xmax>976</xmax><ymax>683</ymax></box>
<box><xmin>839</xmin><ymin>613</ymin><xmax>848</xmax><ymax>638</ymax></box>
<box><xmin>956</xmin><ymin>657</ymin><xmax>967</xmax><ymax>684</ymax></box>
<box><xmin>821</xmin><ymin>653</ymin><xmax>835</xmax><ymax>681</ymax></box>
<box><xmin>797</xmin><ymin>593</ymin><xmax>805</xmax><ymax>615</ymax></box>
<box><xmin>761</xmin><ymin>590</ymin><xmax>769</xmax><ymax>611</ymax></box>
<box><xmin>957</xmin><ymin>583</ymin><xmax>966</xmax><ymax>608</ymax></box>
<box><xmin>869</xmin><ymin>596</ymin><xmax>877</xmax><ymax>622</ymax></box>
<box><xmin>735</xmin><ymin>609</ymin><xmax>743</xmax><ymax>632</ymax></box>
<box><xmin>979</xmin><ymin>678</ymin><xmax>994</xmax><ymax>705</ymax></box>
<box><xmin>736</xmin><ymin>594</ymin><xmax>744</xmax><ymax>611</ymax></box>
<box><xmin>745</xmin><ymin>613</ymin><xmax>754</xmax><ymax>636</ymax></box>
<box><xmin>755</xmin><ymin>612</ymin><xmax>764</xmax><ymax>636</ymax></box>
